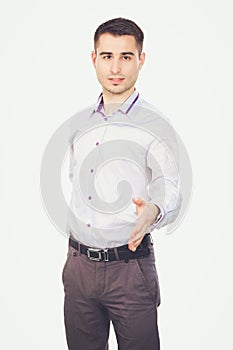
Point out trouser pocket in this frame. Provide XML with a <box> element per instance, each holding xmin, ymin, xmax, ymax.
<box><xmin>135</xmin><ymin>256</ymin><xmax>161</xmax><ymax>307</ymax></box>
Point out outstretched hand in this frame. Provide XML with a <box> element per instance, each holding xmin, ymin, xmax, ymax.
<box><xmin>128</xmin><ymin>197</ymin><xmax>159</xmax><ymax>252</ymax></box>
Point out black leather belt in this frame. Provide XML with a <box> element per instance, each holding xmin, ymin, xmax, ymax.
<box><xmin>68</xmin><ymin>233</ymin><xmax>152</xmax><ymax>262</ymax></box>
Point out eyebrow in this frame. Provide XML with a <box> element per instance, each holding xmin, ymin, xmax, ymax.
<box><xmin>99</xmin><ymin>51</ymin><xmax>135</xmax><ymax>56</ymax></box>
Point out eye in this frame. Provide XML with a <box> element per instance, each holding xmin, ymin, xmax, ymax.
<box><xmin>103</xmin><ymin>55</ymin><xmax>112</xmax><ymax>60</ymax></box>
<box><xmin>122</xmin><ymin>56</ymin><xmax>131</xmax><ymax>61</ymax></box>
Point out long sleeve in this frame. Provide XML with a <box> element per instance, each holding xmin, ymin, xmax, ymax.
<box><xmin>146</xmin><ymin>135</ymin><xmax>182</xmax><ymax>230</ymax></box>
<box><xmin>69</xmin><ymin>142</ymin><xmax>74</xmax><ymax>183</ymax></box>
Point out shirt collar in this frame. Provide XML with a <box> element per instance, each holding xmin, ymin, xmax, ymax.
<box><xmin>91</xmin><ymin>90</ymin><xmax>140</xmax><ymax>117</ymax></box>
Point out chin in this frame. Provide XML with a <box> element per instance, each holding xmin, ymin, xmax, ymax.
<box><xmin>107</xmin><ymin>85</ymin><xmax>129</xmax><ymax>95</ymax></box>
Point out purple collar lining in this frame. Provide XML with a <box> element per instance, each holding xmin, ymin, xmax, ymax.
<box><xmin>95</xmin><ymin>91</ymin><xmax>140</xmax><ymax>116</ymax></box>
<box><xmin>124</xmin><ymin>92</ymin><xmax>139</xmax><ymax>114</ymax></box>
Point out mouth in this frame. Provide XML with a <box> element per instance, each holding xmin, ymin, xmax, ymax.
<box><xmin>108</xmin><ymin>78</ymin><xmax>125</xmax><ymax>84</ymax></box>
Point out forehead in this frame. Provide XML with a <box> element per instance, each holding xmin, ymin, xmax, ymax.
<box><xmin>95</xmin><ymin>33</ymin><xmax>138</xmax><ymax>53</ymax></box>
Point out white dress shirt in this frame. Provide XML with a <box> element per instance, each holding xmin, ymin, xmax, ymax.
<box><xmin>66</xmin><ymin>90</ymin><xmax>182</xmax><ymax>248</ymax></box>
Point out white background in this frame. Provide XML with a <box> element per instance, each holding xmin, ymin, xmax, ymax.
<box><xmin>1</xmin><ymin>0</ymin><xmax>232</xmax><ymax>349</ymax></box>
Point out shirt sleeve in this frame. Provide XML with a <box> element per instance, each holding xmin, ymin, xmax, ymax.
<box><xmin>146</xmin><ymin>136</ymin><xmax>182</xmax><ymax>230</ymax></box>
<box><xmin>69</xmin><ymin>142</ymin><xmax>74</xmax><ymax>183</ymax></box>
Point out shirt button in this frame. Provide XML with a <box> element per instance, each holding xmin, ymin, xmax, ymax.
<box><xmin>88</xmin><ymin>196</ymin><xmax>92</xmax><ymax>200</ymax></box>
<box><xmin>87</xmin><ymin>223</ymin><xmax>91</xmax><ymax>227</ymax></box>
<box><xmin>90</xmin><ymin>169</ymin><xmax>94</xmax><ymax>173</ymax></box>
<box><xmin>104</xmin><ymin>117</ymin><xmax>108</xmax><ymax>121</ymax></box>
<box><xmin>96</xmin><ymin>141</ymin><xmax>99</xmax><ymax>146</ymax></box>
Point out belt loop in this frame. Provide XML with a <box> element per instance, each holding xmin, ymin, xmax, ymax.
<box><xmin>149</xmin><ymin>233</ymin><xmax>154</xmax><ymax>245</ymax></box>
<box><xmin>78</xmin><ymin>241</ymin><xmax>81</xmax><ymax>256</ymax></box>
<box><xmin>113</xmin><ymin>247</ymin><xmax>120</xmax><ymax>260</ymax></box>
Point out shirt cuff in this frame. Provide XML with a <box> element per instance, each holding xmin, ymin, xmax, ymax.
<box><xmin>149</xmin><ymin>202</ymin><xmax>165</xmax><ymax>228</ymax></box>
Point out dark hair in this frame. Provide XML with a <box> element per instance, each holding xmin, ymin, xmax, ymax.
<box><xmin>94</xmin><ymin>17</ymin><xmax>144</xmax><ymax>54</ymax></box>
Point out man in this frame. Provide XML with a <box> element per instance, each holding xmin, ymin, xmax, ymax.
<box><xmin>62</xmin><ymin>17</ymin><xmax>182</xmax><ymax>350</ymax></box>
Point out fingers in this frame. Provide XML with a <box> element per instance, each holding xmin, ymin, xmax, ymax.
<box><xmin>128</xmin><ymin>222</ymin><xmax>148</xmax><ymax>252</ymax></box>
<box><xmin>129</xmin><ymin>198</ymin><xmax>152</xmax><ymax>252</ymax></box>
<box><xmin>128</xmin><ymin>236</ymin><xmax>144</xmax><ymax>252</ymax></box>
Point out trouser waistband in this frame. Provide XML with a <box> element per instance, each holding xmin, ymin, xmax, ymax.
<box><xmin>69</xmin><ymin>233</ymin><xmax>152</xmax><ymax>262</ymax></box>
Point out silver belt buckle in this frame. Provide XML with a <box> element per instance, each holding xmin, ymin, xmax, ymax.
<box><xmin>87</xmin><ymin>248</ymin><xmax>109</xmax><ymax>262</ymax></box>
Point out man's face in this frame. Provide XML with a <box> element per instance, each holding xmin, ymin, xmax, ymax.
<box><xmin>92</xmin><ymin>33</ymin><xmax>145</xmax><ymax>96</ymax></box>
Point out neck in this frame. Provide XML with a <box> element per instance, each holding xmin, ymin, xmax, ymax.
<box><xmin>102</xmin><ymin>87</ymin><xmax>135</xmax><ymax>115</ymax></box>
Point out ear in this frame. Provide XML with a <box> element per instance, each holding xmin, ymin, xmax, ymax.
<box><xmin>139</xmin><ymin>52</ymin><xmax>145</xmax><ymax>70</ymax></box>
<box><xmin>91</xmin><ymin>51</ymin><xmax>97</xmax><ymax>68</ymax></box>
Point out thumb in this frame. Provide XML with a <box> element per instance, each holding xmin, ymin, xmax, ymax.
<box><xmin>132</xmin><ymin>197</ymin><xmax>143</xmax><ymax>205</ymax></box>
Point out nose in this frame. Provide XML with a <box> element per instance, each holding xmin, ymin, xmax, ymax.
<box><xmin>110</xmin><ymin>58</ymin><xmax>121</xmax><ymax>75</ymax></box>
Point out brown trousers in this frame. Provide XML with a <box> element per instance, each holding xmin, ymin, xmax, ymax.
<box><xmin>62</xmin><ymin>236</ymin><xmax>161</xmax><ymax>350</ymax></box>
